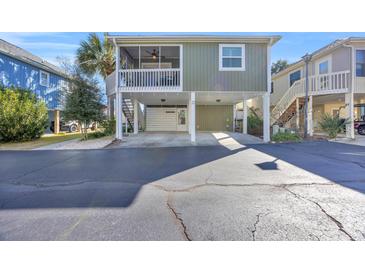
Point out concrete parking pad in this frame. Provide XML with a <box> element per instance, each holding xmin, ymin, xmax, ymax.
<box><xmin>107</xmin><ymin>132</ymin><xmax>263</xmax><ymax>149</ymax></box>
<box><xmin>0</xmin><ymin>141</ymin><xmax>364</xmax><ymax>240</ymax></box>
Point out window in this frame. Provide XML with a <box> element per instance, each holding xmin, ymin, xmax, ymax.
<box><xmin>319</xmin><ymin>61</ymin><xmax>329</xmax><ymax>74</ymax></box>
<box><xmin>356</xmin><ymin>50</ymin><xmax>365</xmax><ymax>77</ymax></box>
<box><xmin>40</xmin><ymin>70</ymin><xmax>50</xmax><ymax>87</ymax></box>
<box><xmin>289</xmin><ymin>70</ymin><xmax>301</xmax><ymax>86</ymax></box>
<box><xmin>219</xmin><ymin>44</ymin><xmax>245</xmax><ymax>71</ymax></box>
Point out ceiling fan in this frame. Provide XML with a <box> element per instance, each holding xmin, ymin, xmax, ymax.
<box><xmin>145</xmin><ymin>49</ymin><xmax>164</xmax><ymax>59</ymax></box>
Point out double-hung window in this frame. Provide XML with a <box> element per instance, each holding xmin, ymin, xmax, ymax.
<box><xmin>356</xmin><ymin>50</ymin><xmax>365</xmax><ymax>77</ymax></box>
<box><xmin>289</xmin><ymin>70</ymin><xmax>301</xmax><ymax>87</ymax></box>
<box><xmin>219</xmin><ymin>44</ymin><xmax>245</xmax><ymax>71</ymax></box>
<box><xmin>40</xmin><ymin>70</ymin><xmax>50</xmax><ymax>87</ymax></box>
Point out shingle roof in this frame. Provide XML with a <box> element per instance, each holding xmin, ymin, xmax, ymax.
<box><xmin>0</xmin><ymin>39</ymin><xmax>68</xmax><ymax>78</ymax></box>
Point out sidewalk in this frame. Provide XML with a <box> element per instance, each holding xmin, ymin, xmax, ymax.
<box><xmin>33</xmin><ymin>136</ymin><xmax>113</xmax><ymax>150</ymax></box>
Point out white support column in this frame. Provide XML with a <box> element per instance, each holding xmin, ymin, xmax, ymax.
<box><xmin>296</xmin><ymin>98</ymin><xmax>300</xmax><ymax>130</ymax></box>
<box><xmin>190</xmin><ymin>92</ymin><xmax>196</xmax><ymax>143</ymax></box>
<box><xmin>114</xmin><ymin>42</ymin><xmax>122</xmax><ymax>140</ymax></box>
<box><xmin>263</xmin><ymin>40</ymin><xmax>272</xmax><ymax>143</ymax></box>
<box><xmin>307</xmin><ymin>95</ymin><xmax>313</xmax><ymax>136</ymax></box>
<box><xmin>242</xmin><ymin>99</ymin><xmax>248</xmax><ymax>134</ymax></box>
<box><xmin>345</xmin><ymin>92</ymin><xmax>355</xmax><ymax>139</ymax></box>
<box><xmin>133</xmin><ymin>99</ymin><xmax>139</xmax><ymax>134</ymax></box>
<box><xmin>263</xmin><ymin>93</ymin><xmax>270</xmax><ymax>142</ymax></box>
<box><xmin>125</xmin><ymin>112</ymin><xmax>128</xmax><ymax>134</ymax></box>
<box><xmin>345</xmin><ymin>45</ymin><xmax>355</xmax><ymax>139</ymax></box>
<box><xmin>116</xmin><ymin>92</ymin><xmax>123</xmax><ymax>139</ymax></box>
<box><xmin>188</xmin><ymin>99</ymin><xmax>191</xmax><ymax>134</ymax></box>
<box><xmin>233</xmin><ymin>104</ymin><xmax>236</xmax><ymax>132</ymax></box>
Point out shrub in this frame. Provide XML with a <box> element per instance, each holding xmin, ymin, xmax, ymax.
<box><xmin>247</xmin><ymin>108</ymin><xmax>263</xmax><ymax>136</ymax></box>
<box><xmin>272</xmin><ymin>132</ymin><xmax>301</xmax><ymax>142</ymax></box>
<box><xmin>0</xmin><ymin>88</ymin><xmax>48</xmax><ymax>142</ymax></box>
<box><xmin>87</xmin><ymin>130</ymin><xmax>107</xmax><ymax>140</ymax></box>
<box><xmin>100</xmin><ymin>119</ymin><xmax>115</xmax><ymax>136</ymax></box>
<box><xmin>318</xmin><ymin>113</ymin><xmax>348</xmax><ymax>139</ymax></box>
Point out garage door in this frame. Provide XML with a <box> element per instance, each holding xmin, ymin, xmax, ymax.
<box><xmin>196</xmin><ymin>105</ymin><xmax>233</xmax><ymax>131</ymax></box>
<box><xmin>146</xmin><ymin>107</ymin><xmax>177</xmax><ymax>131</ymax></box>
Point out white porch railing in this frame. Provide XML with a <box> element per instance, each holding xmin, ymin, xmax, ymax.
<box><xmin>309</xmin><ymin>70</ymin><xmax>350</xmax><ymax>95</ymax></box>
<box><xmin>271</xmin><ymin>70</ymin><xmax>351</xmax><ymax>126</ymax></box>
<box><xmin>120</xmin><ymin>68</ymin><xmax>182</xmax><ymax>91</ymax></box>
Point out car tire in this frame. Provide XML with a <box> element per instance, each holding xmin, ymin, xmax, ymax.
<box><xmin>69</xmin><ymin>124</ymin><xmax>78</xmax><ymax>132</ymax></box>
<box><xmin>358</xmin><ymin>125</ymin><xmax>365</xmax><ymax>135</ymax></box>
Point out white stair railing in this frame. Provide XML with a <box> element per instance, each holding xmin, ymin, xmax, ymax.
<box><xmin>271</xmin><ymin>79</ymin><xmax>304</xmax><ymax>125</ymax></box>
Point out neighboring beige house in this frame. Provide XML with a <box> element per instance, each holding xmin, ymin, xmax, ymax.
<box><xmin>263</xmin><ymin>37</ymin><xmax>365</xmax><ymax>138</ymax></box>
<box><xmin>105</xmin><ymin>34</ymin><xmax>280</xmax><ymax>142</ymax></box>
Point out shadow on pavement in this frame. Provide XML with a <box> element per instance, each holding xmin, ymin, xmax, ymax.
<box><xmin>0</xmin><ymin>146</ymin><xmax>248</xmax><ymax>209</ymax></box>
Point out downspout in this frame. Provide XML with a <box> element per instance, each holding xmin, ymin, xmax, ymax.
<box><xmin>343</xmin><ymin>44</ymin><xmax>355</xmax><ymax>139</ymax></box>
<box><xmin>302</xmin><ymin>53</ymin><xmax>312</xmax><ymax>139</ymax></box>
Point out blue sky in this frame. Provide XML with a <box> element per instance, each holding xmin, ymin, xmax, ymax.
<box><xmin>1</xmin><ymin>32</ymin><xmax>365</xmax><ymax>66</ymax></box>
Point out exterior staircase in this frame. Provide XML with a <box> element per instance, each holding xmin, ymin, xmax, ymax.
<box><xmin>271</xmin><ymin>79</ymin><xmax>305</xmax><ymax>127</ymax></box>
<box><xmin>275</xmin><ymin>98</ymin><xmax>305</xmax><ymax>127</ymax></box>
<box><xmin>122</xmin><ymin>98</ymin><xmax>134</xmax><ymax>131</ymax></box>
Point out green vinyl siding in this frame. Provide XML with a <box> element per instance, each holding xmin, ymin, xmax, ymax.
<box><xmin>118</xmin><ymin>41</ymin><xmax>268</xmax><ymax>92</ymax></box>
<box><xmin>183</xmin><ymin>43</ymin><xmax>267</xmax><ymax>92</ymax></box>
<box><xmin>196</xmin><ymin>105</ymin><xmax>233</xmax><ymax>131</ymax></box>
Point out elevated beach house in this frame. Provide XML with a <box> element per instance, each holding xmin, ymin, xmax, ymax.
<box><xmin>105</xmin><ymin>34</ymin><xmax>281</xmax><ymax>142</ymax></box>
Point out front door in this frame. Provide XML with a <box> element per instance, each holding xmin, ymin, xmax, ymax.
<box><xmin>176</xmin><ymin>108</ymin><xmax>188</xmax><ymax>131</ymax></box>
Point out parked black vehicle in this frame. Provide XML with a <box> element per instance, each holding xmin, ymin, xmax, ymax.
<box><xmin>355</xmin><ymin>120</ymin><xmax>365</xmax><ymax>135</ymax></box>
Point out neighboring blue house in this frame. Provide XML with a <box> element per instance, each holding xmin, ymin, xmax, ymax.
<box><xmin>0</xmin><ymin>38</ymin><xmax>69</xmax><ymax>133</ymax></box>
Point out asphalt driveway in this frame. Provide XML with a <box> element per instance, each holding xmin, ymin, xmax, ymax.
<box><xmin>0</xmin><ymin>141</ymin><xmax>365</xmax><ymax>240</ymax></box>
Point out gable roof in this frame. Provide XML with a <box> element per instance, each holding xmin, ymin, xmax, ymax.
<box><xmin>0</xmin><ymin>39</ymin><xmax>68</xmax><ymax>78</ymax></box>
<box><xmin>272</xmin><ymin>37</ymin><xmax>365</xmax><ymax>79</ymax></box>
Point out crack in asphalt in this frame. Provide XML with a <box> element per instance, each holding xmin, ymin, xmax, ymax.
<box><xmin>153</xmin><ymin>182</ymin><xmax>333</xmax><ymax>193</ymax></box>
<box><xmin>248</xmin><ymin>211</ymin><xmax>271</xmax><ymax>241</ymax></box>
<box><xmin>10</xmin><ymin>180</ymin><xmax>93</xmax><ymax>189</ymax></box>
<box><xmin>8</xmin><ymin>153</ymin><xmax>82</xmax><ymax>184</ymax></box>
<box><xmin>309</xmin><ymin>233</ymin><xmax>320</xmax><ymax>241</ymax></box>
<box><xmin>280</xmin><ymin>185</ymin><xmax>355</xmax><ymax>241</ymax></box>
<box><xmin>250</xmin><ymin>213</ymin><xmax>261</xmax><ymax>241</ymax></box>
<box><xmin>154</xmin><ymin>180</ymin><xmax>335</xmax><ymax>241</ymax></box>
<box><xmin>166</xmin><ymin>193</ymin><xmax>191</xmax><ymax>241</ymax></box>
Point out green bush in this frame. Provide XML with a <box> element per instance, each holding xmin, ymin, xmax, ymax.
<box><xmin>100</xmin><ymin>119</ymin><xmax>116</xmax><ymax>136</ymax></box>
<box><xmin>0</xmin><ymin>88</ymin><xmax>48</xmax><ymax>142</ymax></box>
<box><xmin>272</xmin><ymin>132</ymin><xmax>301</xmax><ymax>142</ymax></box>
<box><xmin>247</xmin><ymin>108</ymin><xmax>263</xmax><ymax>136</ymax></box>
<box><xmin>248</xmin><ymin>114</ymin><xmax>263</xmax><ymax>131</ymax></box>
<box><xmin>319</xmin><ymin>113</ymin><xmax>348</xmax><ymax>139</ymax></box>
<box><xmin>87</xmin><ymin>130</ymin><xmax>107</xmax><ymax>140</ymax></box>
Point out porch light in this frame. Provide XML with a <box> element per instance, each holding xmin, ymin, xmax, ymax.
<box><xmin>161</xmin><ymin>99</ymin><xmax>166</xmax><ymax>102</ymax></box>
<box><xmin>216</xmin><ymin>99</ymin><xmax>221</xmax><ymax>103</ymax></box>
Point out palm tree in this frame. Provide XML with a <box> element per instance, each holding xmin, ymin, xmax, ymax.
<box><xmin>76</xmin><ymin>33</ymin><xmax>115</xmax><ymax>79</ymax></box>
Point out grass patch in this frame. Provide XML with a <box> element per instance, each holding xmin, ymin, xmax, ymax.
<box><xmin>0</xmin><ymin>132</ymin><xmax>83</xmax><ymax>150</ymax></box>
<box><xmin>272</xmin><ymin>132</ymin><xmax>301</xmax><ymax>142</ymax></box>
